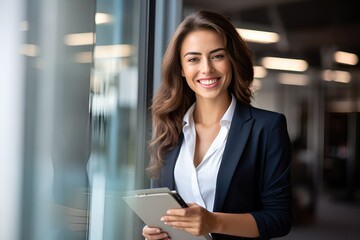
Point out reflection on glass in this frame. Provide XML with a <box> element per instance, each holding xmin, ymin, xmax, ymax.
<box><xmin>87</xmin><ymin>0</ymin><xmax>141</xmax><ymax>239</ymax></box>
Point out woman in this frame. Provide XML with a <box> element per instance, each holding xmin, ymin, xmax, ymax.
<box><xmin>143</xmin><ymin>10</ymin><xmax>292</xmax><ymax>240</ymax></box>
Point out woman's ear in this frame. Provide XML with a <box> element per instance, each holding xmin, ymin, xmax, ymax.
<box><xmin>181</xmin><ymin>69</ymin><xmax>185</xmax><ymax>77</ymax></box>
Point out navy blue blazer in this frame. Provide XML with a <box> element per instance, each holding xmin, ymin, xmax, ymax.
<box><xmin>151</xmin><ymin>102</ymin><xmax>292</xmax><ymax>240</ymax></box>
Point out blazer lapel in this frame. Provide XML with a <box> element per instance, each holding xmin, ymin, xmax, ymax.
<box><xmin>213</xmin><ymin>103</ymin><xmax>254</xmax><ymax>212</ymax></box>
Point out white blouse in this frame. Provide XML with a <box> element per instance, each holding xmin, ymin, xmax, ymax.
<box><xmin>174</xmin><ymin>95</ymin><xmax>236</xmax><ymax>211</ymax></box>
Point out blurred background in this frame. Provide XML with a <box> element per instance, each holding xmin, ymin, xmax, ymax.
<box><xmin>1</xmin><ymin>0</ymin><xmax>359</xmax><ymax>239</ymax></box>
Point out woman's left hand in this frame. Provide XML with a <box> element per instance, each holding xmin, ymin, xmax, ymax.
<box><xmin>160</xmin><ymin>203</ymin><xmax>216</xmax><ymax>236</ymax></box>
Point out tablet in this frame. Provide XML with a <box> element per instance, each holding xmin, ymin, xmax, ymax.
<box><xmin>123</xmin><ymin>187</ymin><xmax>212</xmax><ymax>240</ymax></box>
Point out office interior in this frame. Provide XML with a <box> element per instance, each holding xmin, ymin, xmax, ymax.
<box><xmin>1</xmin><ymin>0</ymin><xmax>359</xmax><ymax>239</ymax></box>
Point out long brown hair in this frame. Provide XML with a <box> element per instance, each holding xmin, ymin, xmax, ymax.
<box><xmin>147</xmin><ymin>10</ymin><xmax>254</xmax><ymax>177</ymax></box>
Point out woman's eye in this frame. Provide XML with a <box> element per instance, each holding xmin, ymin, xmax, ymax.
<box><xmin>212</xmin><ymin>54</ymin><xmax>224</xmax><ymax>60</ymax></box>
<box><xmin>188</xmin><ymin>58</ymin><xmax>199</xmax><ymax>62</ymax></box>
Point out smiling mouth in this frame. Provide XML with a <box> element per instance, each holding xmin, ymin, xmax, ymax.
<box><xmin>198</xmin><ymin>78</ymin><xmax>219</xmax><ymax>85</ymax></box>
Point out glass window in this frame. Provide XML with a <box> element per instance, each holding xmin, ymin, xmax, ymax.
<box><xmin>16</xmin><ymin>0</ymin><xmax>154</xmax><ymax>239</ymax></box>
<box><xmin>88</xmin><ymin>0</ymin><xmax>151</xmax><ymax>239</ymax></box>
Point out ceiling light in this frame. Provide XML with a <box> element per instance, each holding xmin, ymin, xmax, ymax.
<box><xmin>322</xmin><ymin>70</ymin><xmax>351</xmax><ymax>83</ymax></box>
<box><xmin>278</xmin><ymin>73</ymin><xmax>309</xmax><ymax>86</ymax></box>
<box><xmin>64</xmin><ymin>32</ymin><xmax>95</xmax><ymax>46</ymax></box>
<box><xmin>20</xmin><ymin>44</ymin><xmax>38</xmax><ymax>57</ymax></box>
<box><xmin>253</xmin><ymin>66</ymin><xmax>267</xmax><ymax>78</ymax></box>
<box><xmin>94</xmin><ymin>44</ymin><xmax>133</xmax><ymax>58</ymax></box>
<box><xmin>328</xmin><ymin>100</ymin><xmax>360</xmax><ymax>113</ymax></box>
<box><xmin>95</xmin><ymin>13</ymin><xmax>113</xmax><ymax>25</ymax></box>
<box><xmin>333</xmin><ymin>51</ymin><xmax>359</xmax><ymax>65</ymax></box>
<box><xmin>261</xmin><ymin>57</ymin><xmax>308</xmax><ymax>72</ymax></box>
<box><xmin>74</xmin><ymin>52</ymin><xmax>93</xmax><ymax>63</ymax></box>
<box><xmin>237</xmin><ymin>28</ymin><xmax>279</xmax><ymax>44</ymax></box>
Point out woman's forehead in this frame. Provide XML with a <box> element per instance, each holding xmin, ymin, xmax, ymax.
<box><xmin>180</xmin><ymin>30</ymin><xmax>226</xmax><ymax>53</ymax></box>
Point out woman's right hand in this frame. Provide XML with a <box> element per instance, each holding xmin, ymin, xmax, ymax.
<box><xmin>142</xmin><ymin>225</ymin><xmax>170</xmax><ymax>240</ymax></box>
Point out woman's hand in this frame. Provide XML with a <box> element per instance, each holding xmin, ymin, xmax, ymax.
<box><xmin>160</xmin><ymin>203</ymin><xmax>216</xmax><ymax>236</ymax></box>
<box><xmin>142</xmin><ymin>225</ymin><xmax>170</xmax><ymax>240</ymax></box>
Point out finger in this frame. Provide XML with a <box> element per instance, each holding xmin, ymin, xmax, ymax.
<box><xmin>162</xmin><ymin>211</ymin><xmax>203</xmax><ymax>222</ymax></box>
<box><xmin>171</xmin><ymin>223</ymin><xmax>204</xmax><ymax>237</ymax></box>
<box><xmin>166</xmin><ymin>208</ymin><xmax>189</xmax><ymax>216</ymax></box>
<box><xmin>143</xmin><ymin>225</ymin><xmax>161</xmax><ymax>234</ymax></box>
<box><xmin>164</xmin><ymin>219</ymin><xmax>200</xmax><ymax>228</ymax></box>
<box><xmin>161</xmin><ymin>215</ymin><xmax>192</xmax><ymax>223</ymax></box>
<box><xmin>142</xmin><ymin>226</ymin><xmax>170</xmax><ymax>240</ymax></box>
<box><xmin>143</xmin><ymin>232</ymin><xmax>170</xmax><ymax>240</ymax></box>
<box><xmin>167</xmin><ymin>203</ymin><xmax>202</xmax><ymax>216</ymax></box>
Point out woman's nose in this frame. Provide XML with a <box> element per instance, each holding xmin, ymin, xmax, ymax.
<box><xmin>201</xmin><ymin>59</ymin><xmax>214</xmax><ymax>74</ymax></box>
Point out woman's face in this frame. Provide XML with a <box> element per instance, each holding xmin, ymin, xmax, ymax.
<box><xmin>180</xmin><ymin>30</ymin><xmax>232</xmax><ymax>102</ymax></box>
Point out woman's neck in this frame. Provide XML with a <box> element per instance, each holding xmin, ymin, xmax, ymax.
<box><xmin>193</xmin><ymin>93</ymin><xmax>231</xmax><ymax>127</ymax></box>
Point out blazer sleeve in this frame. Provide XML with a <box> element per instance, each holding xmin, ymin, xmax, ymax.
<box><xmin>250</xmin><ymin>113</ymin><xmax>292</xmax><ymax>240</ymax></box>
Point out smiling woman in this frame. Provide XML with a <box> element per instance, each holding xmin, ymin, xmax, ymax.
<box><xmin>144</xmin><ymin>10</ymin><xmax>292</xmax><ymax>240</ymax></box>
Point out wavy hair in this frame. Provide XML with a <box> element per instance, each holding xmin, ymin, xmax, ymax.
<box><xmin>147</xmin><ymin>10</ymin><xmax>254</xmax><ymax>177</ymax></box>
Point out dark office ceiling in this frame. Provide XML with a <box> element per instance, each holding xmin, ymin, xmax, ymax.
<box><xmin>183</xmin><ymin>0</ymin><xmax>360</xmax><ymax>70</ymax></box>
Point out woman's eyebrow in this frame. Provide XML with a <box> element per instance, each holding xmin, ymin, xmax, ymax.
<box><xmin>183</xmin><ymin>48</ymin><xmax>226</xmax><ymax>57</ymax></box>
<box><xmin>209</xmin><ymin>48</ymin><xmax>226</xmax><ymax>54</ymax></box>
<box><xmin>183</xmin><ymin>51</ymin><xmax>201</xmax><ymax>57</ymax></box>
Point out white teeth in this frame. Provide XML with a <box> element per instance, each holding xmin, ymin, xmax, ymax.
<box><xmin>199</xmin><ymin>79</ymin><xmax>217</xmax><ymax>85</ymax></box>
